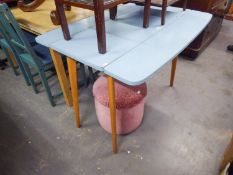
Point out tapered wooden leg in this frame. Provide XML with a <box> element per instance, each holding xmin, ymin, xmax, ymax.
<box><xmin>93</xmin><ymin>0</ymin><xmax>106</xmax><ymax>54</ymax></box>
<box><xmin>170</xmin><ymin>57</ymin><xmax>178</xmax><ymax>87</ymax></box>
<box><xmin>107</xmin><ymin>76</ymin><xmax>117</xmax><ymax>154</ymax></box>
<box><xmin>143</xmin><ymin>0</ymin><xmax>151</xmax><ymax>28</ymax></box>
<box><xmin>109</xmin><ymin>6</ymin><xmax>117</xmax><ymax>20</ymax></box>
<box><xmin>67</xmin><ymin>57</ymin><xmax>80</xmax><ymax>128</ymax></box>
<box><xmin>54</xmin><ymin>0</ymin><xmax>71</xmax><ymax>40</ymax></box>
<box><xmin>49</xmin><ymin>49</ymin><xmax>73</xmax><ymax>106</ymax></box>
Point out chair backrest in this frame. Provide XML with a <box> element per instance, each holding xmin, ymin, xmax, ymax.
<box><xmin>0</xmin><ymin>23</ymin><xmax>20</xmax><ymax>61</ymax></box>
<box><xmin>0</xmin><ymin>3</ymin><xmax>42</xmax><ymax>66</ymax></box>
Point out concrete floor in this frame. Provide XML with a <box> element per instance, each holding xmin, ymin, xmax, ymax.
<box><xmin>0</xmin><ymin>20</ymin><xmax>233</xmax><ymax>175</ymax></box>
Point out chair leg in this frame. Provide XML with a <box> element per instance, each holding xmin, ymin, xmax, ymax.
<box><xmin>11</xmin><ymin>50</ymin><xmax>31</xmax><ymax>86</ymax></box>
<box><xmin>38</xmin><ymin>68</ymin><xmax>56</xmax><ymax>106</ymax></box>
<box><xmin>161</xmin><ymin>1</ymin><xmax>167</xmax><ymax>25</ymax></box>
<box><xmin>22</xmin><ymin>62</ymin><xmax>39</xmax><ymax>94</ymax></box>
<box><xmin>143</xmin><ymin>0</ymin><xmax>151</xmax><ymax>28</ymax></box>
<box><xmin>183</xmin><ymin>0</ymin><xmax>187</xmax><ymax>11</ymax></box>
<box><xmin>54</xmin><ymin>0</ymin><xmax>71</xmax><ymax>40</ymax></box>
<box><xmin>107</xmin><ymin>76</ymin><xmax>118</xmax><ymax>154</ymax></box>
<box><xmin>88</xmin><ymin>66</ymin><xmax>95</xmax><ymax>84</ymax></box>
<box><xmin>170</xmin><ymin>57</ymin><xmax>178</xmax><ymax>87</ymax></box>
<box><xmin>7</xmin><ymin>49</ymin><xmax>18</xmax><ymax>68</ymax></box>
<box><xmin>2</xmin><ymin>48</ymin><xmax>19</xmax><ymax>76</ymax></box>
<box><xmin>67</xmin><ymin>57</ymin><xmax>80</xmax><ymax>128</ymax></box>
<box><xmin>93</xmin><ymin>0</ymin><xmax>106</xmax><ymax>54</ymax></box>
<box><xmin>80</xmin><ymin>63</ymin><xmax>88</xmax><ymax>87</ymax></box>
<box><xmin>109</xmin><ymin>6</ymin><xmax>117</xmax><ymax>20</ymax></box>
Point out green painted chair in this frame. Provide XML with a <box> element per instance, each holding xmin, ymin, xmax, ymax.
<box><xmin>0</xmin><ymin>3</ymin><xmax>62</xmax><ymax>106</ymax></box>
<box><xmin>0</xmin><ymin>35</ymin><xmax>19</xmax><ymax>76</ymax></box>
<box><xmin>0</xmin><ymin>25</ymin><xmax>40</xmax><ymax>77</ymax></box>
<box><xmin>0</xmin><ymin>29</ymin><xmax>31</xmax><ymax>85</ymax></box>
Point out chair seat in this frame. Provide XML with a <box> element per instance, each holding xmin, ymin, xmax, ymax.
<box><xmin>131</xmin><ymin>0</ymin><xmax>180</xmax><ymax>6</ymax></box>
<box><xmin>22</xmin><ymin>30</ymin><xmax>37</xmax><ymax>46</ymax></box>
<box><xmin>20</xmin><ymin>44</ymin><xmax>53</xmax><ymax>66</ymax></box>
<box><xmin>1</xmin><ymin>31</ymin><xmax>36</xmax><ymax>48</ymax></box>
<box><xmin>1</xmin><ymin>38</ymin><xmax>52</xmax><ymax>66</ymax></box>
<box><xmin>64</xmin><ymin>0</ymin><xmax>128</xmax><ymax>9</ymax></box>
<box><xmin>33</xmin><ymin>44</ymin><xmax>53</xmax><ymax>65</ymax></box>
<box><xmin>1</xmin><ymin>32</ymin><xmax>51</xmax><ymax>65</ymax></box>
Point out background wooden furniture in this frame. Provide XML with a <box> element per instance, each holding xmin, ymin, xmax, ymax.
<box><xmin>0</xmin><ymin>0</ymin><xmax>16</xmax><ymax>3</ymax></box>
<box><xmin>174</xmin><ymin>0</ymin><xmax>230</xmax><ymax>59</ymax></box>
<box><xmin>17</xmin><ymin>0</ymin><xmax>45</xmax><ymax>12</ymax></box>
<box><xmin>133</xmin><ymin>0</ymin><xmax>187</xmax><ymax>27</ymax></box>
<box><xmin>10</xmin><ymin>0</ymin><xmax>93</xmax><ymax>35</ymax></box>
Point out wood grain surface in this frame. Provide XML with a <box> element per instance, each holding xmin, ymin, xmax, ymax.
<box><xmin>11</xmin><ymin>0</ymin><xmax>93</xmax><ymax>35</ymax></box>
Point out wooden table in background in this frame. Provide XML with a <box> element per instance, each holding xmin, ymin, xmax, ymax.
<box><xmin>11</xmin><ymin>0</ymin><xmax>94</xmax><ymax>35</ymax></box>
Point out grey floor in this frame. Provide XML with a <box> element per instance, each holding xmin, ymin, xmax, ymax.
<box><xmin>0</xmin><ymin>20</ymin><xmax>233</xmax><ymax>175</ymax></box>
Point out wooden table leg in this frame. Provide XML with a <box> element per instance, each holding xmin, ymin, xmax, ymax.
<box><xmin>67</xmin><ymin>57</ymin><xmax>80</xmax><ymax>128</ymax></box>
<box><xmin>170</xmin><ymin>56</ymin><xmax>178</xmax><ymax>87</ymax></box>
<box><xmin>107</xmin><ymin>76</ymin><xmax>118</xmax><ymax>153</ymax></box>
<box><xmin>49</xmin><ymin>49</ymin><xmax>73</xmax><ymax>107</ymax></box>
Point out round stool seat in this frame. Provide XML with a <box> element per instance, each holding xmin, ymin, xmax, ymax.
<box><xmin>93</xmin><ymin>76</ymin><xmax>147</xmax><ymax>134</ymax></box>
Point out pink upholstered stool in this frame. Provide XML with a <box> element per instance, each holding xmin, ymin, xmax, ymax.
<box><xmin>93</xmin><ymin>76</ymin><xmax>147</xmax><ymax>135</ymax></box>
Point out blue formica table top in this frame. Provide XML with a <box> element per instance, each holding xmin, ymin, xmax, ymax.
<box><xmin>36</xmin><ymin>4</ymin><xmax>212</xmax><ymax>86</ymax></box>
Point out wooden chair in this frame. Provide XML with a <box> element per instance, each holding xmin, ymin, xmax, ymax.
<box><xmin>0</xmin><ymin>29</ymin><xmax>38</xmax><ymax>77</ymax></box>
<box><xmin>0</xmin><ymin>3</ymin><xmax>63</xmax><ymax>106</ymax></box>
<box><xmin>0</xmin><ymin>35</ymin><xmax>19</xmax><ymax>76</ymax></box>
<box><xmin>53</xmin><ymin>0</ymin><xmax>129</xmax><ymax>54</ymax></box>
<box><xmin>135</xmin><ymin>0</ymin><xmax>188</xmax><ymax>27</ymax></box>
<box><xmin>17</xmin><ymin>0</ymin><xmax>45</xmax><ymax>12</ymax></box>
<box><xmin>0</xmin><ymin>30</ymin><xmax>32</xmax><ymax>85</ymax></box>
